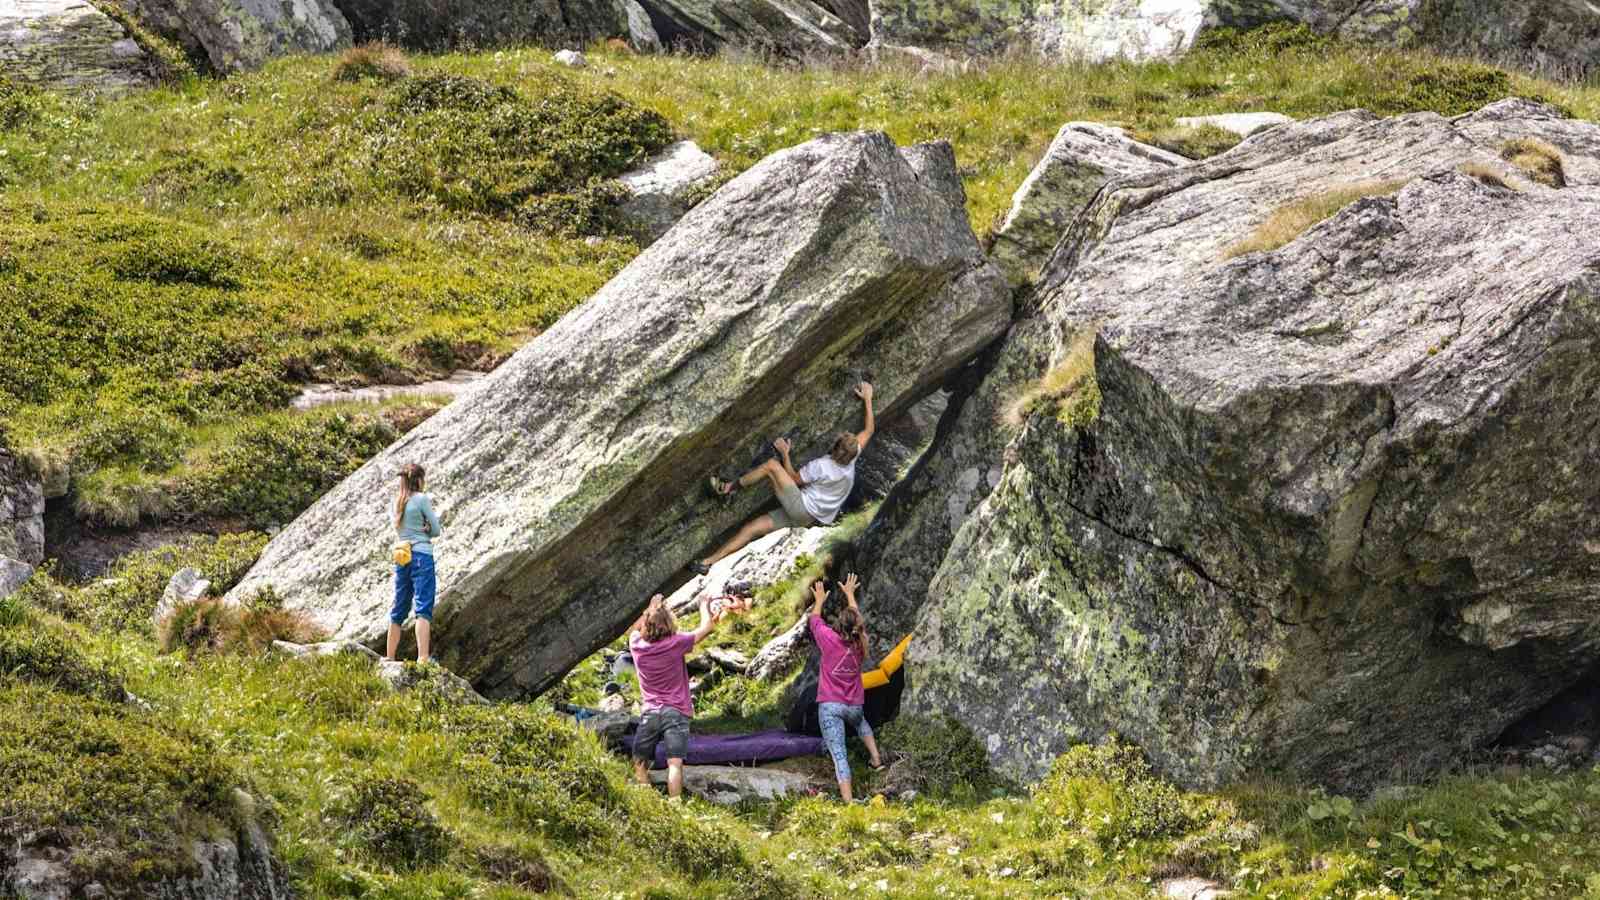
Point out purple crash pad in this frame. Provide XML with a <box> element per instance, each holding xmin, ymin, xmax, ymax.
<box><xmin>623</xmin><ymin>728</ymin><xmax>825</xmax><ymax>769</ymax></box>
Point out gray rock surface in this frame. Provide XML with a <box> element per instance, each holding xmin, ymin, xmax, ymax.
<box><xmin>154</xmin><ymin>567</ymin><xmax>211</xmax><ymax>625</ymax></box>
<box><xmin>0</xmin><ymin>446</ymin><xmax>44</xmax><ymax>567</ymax></box>
<box><xmin>0</xmin><ymin>555</ymin><xmax>33</xmax><ymax>600</ymax></box>
<box><xmin>228</xmin><ymin>131</ymin><xmax>1009</xmax><ymax>700</ymax></box>
<box><xmin>647</xmin><ymin>764</ymin><xmax>823</xmax><ymax>803</ymax></box>
<box><xmin>634</xmin><ymin>0</ymin><xmax>855</xmax><ymax>56</ymax></box>
<box><xmin>1174</xmin><ymin>111</ymin><xmax>1293</xmax><ymax>138</ymax></box>
<box><xmin>666</xmin><ymin>525</ymin><xmax>829</xmax><ymax>615</ymax></box>
<box><xmin>0</xmin><ymin>0</ymin><xmax>156</xmax><ymax>94</ymax></box>
<box><xmin>989</xmin><ymin>122</ymin><xmax>1187</xmax><ymax>288</ymax></box>
<box><xmin>905</xmin><ymin>99</ymin><xmax>1600</xmax><ymax>791</ymax></box>
<box><xmin>865</xmin><ymin>0</ymin><xmax>1600</xmax><ymax>77</ymax></box>
<box><xmin>128</xmin><ymin>0</ymin><xmax>351</xmax><ymax>73</ymax></box>
<box><xmin>575</xmin><ymin>709</ymin><xmax>637</xmax><ymax>748</ymax></box>
<box><xmin>621</xmin><ymin>0</ymin><xmax>662</xmax><ymax>49</ymax></box>
<box><xmin>748</xmin><ymin>616</ymin><xmax>810</xmax><ymax>682</ymax></box>
<box><xmin>376</xmin><ymin>659</ymin><xmax>489</xmax><ymax>704</ymax></box>
<box><xmin>270</xmin><ymin>638</ymin><xmax>382</xmax><ymax>661</ymax></box>
<box><xmin>617</xmin><ymin>139</ymin><xmax>720</xmax><ymax>244</ymax></box>
<box><xmin>291</xmin><ymin>370</ymin><xmax>484</xmax><ymax>412</ymax></box>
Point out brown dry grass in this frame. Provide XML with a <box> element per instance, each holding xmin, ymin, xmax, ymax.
<box><xmin>333</xmin><ymin>43</ymin><xmax>412</xmax><ymax>83</ymax></box>
<box><xmin>1458</xmin><ymin>161</ymin><xmax>1519</xmax><ymax>190</ymax></box>
<box><xmin>1500</xmin><ymin>137</ymin><xmax>1566</xmax><ymax>187</ymax></box>
<box><xmin>1223</xmin><ymin>179</ymin><xmax>1412</xmax><ymax>259</ymax></box>
<box><xmin>1004</xmin><ymin>328</ymin><xmax>1101</xmax><ymax>429</ymax></box>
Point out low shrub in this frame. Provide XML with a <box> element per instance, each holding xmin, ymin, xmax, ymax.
<box><xmin>1501</xmin><ymin>137</ymin><xmax>1566</xmax><ymax>187</ymax></box>
<box><xmin>176</xmin><ymin>411</ymin><xmax>398</xmax><ymax>527</ymax></box>
<box><xmin>0</xmin><ymin>683</ymin><xmax>245</xmax><ymax>887</ymax></box>
<box><xmin>1223</xmin><ymin>178</ymin><xmax>1410</xmax><ymax>259</ymax></box>
<box><xmin>0</xmin><ymin>622</ymin><xmax>125</xmax><ymax>701</ymax></box>
<box><xmin>333</xmin><ymin>43</ymin><xmax>412</xmax><ymax>83</ymax></box>
<box><xmin>877</xmin><ymin>714</ymin><xmax>997</xmax><ymax>798</ymax></box>
<box><xmin>362</xmin><ymin>72</ymin><xmax>673</xmax><ymax>217</ymax></box>
<box><xmin>58</xmin><ymin>532</ymin><xmax>268</xmax><ymax>633</ymax></box>
<box><xmin>0</xmin><ymin>75</ymin><xmax>47</xmax><ymax>131</ymax></box>
<box><xmin>473</xmin><ymin>842</ymin><xmax>562</xmax><ymax>892</ymax></box>
<box><xmin>1033</xmin><ymin>740</ymin><xmax>1200</xmax><ymax>847</ymax></box>
<box><xmin>1194</xmin><ymin>22</ymin><xmax>1332</xmax><ymax>57</ymax></box>
<box><xmin>331</xmin><ymin>776</ymin><xmax>454</xmax><ymax>869</ymax></box>
<box><xmin>516</xmin><ymin>179</ymin><xmax>632</xmax><ymax>237</ymax></box>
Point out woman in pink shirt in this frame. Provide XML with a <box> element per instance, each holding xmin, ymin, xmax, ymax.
<box><xmin>628</xmin><ymin>593</ymin><xmax>724</xmax><ymax>800</ymax></box>
<box><xmin>808</xmin><ymin>573</ymin><xmax>885</xmax><ymax>801</ymax></box>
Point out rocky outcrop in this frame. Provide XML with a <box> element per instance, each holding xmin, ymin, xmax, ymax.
<box><xmin>0</xmin><ymin>0</ymin><xmax>157</xmax><ymax>94</ymax></box>
<box><xmin>989</xmin><ymin>122</ymin><xmax>1187</xmax><ymax>288</ymax></box>
<box><xmin>376</xmin><ymin>659</ymin><xmax>489</xmax><ymax>703</ymax></box>
<box><xmin>864</xmin><ymin>0</ymin><xmax>1600</xmax><ymax>78</ymax></box>
<box><xmin>154</xmin><ymin>566</ymin><xmax>210</xmax><ymax>625</ymax></box>
<box><xmin>1173</xmin><ymin>112</ymin><xmax>1292</xmax><ymax>138</ymax></box>
<box><xmin>290</xmin><ymin>370</ymin><xmax>484</xmax><ymax>412</ymax></box>
<box><xmin>0</xmin><ymin>446</ymin><xmax>44</xmax><ymax>568</ymax></box>
<box><xmin>749</xmin><ymin>616</ymin><xmax>810</xmax><ymax>681</ymax></box>
<box><xmin>647</xmin><ymin>764</ymin><xmax>823</xmax><ymax>803</ymax></box>
<box><xmin>665</xmin><ymin>525</ymin><xmax>829</xmax><ymax>615</ymax></box>
<box><xmin>3</xmin><ymin>789</ymin><xmax>288</xmax><ymax>900</ymax></box>
<box><xmin>0</xmin><ymin>556</ymin><xmax>33</xmax><ymax>600</ymax></box>
<box><xmin>634</xmin><ymin>0</ymin><xmax>855</xmax><ymax>56</ymax></box>
<box><xmin>617</xmin><ymin>140</ymin><xmax>720</xmax><ymax>245</ymax></box>
<box><xmin>228</xmin><ymin>131</ymin><xmax>1011</xmax><ymax>700</ymax></box>
<box><xmin>127</xmin><ymin>0</ymin><xmax>351</xmax><ymax>73</ymax></box>
<box><xmin>270</xmin><ymin>638</ymin><xmax>381</xmax><ymax>660</ymax></box>
<box><xmin>903</xmin><ymin>99</ymin><xmax>1600</xmax><ymax>791</ymax></box>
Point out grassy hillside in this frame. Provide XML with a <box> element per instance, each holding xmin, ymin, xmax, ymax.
<box><xmin>5</xmin><ymin>543</ymin><xmax>1600</xmax><ymax>898</ymax></box>
<box><xmin>4</xmin><ymin>25</ymin><xmax>1598</xmax><ymax>534</ymax></box>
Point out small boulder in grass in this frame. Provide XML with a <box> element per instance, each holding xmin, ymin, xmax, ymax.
<box><xmin>553</xmin><ymin>49</ymin><xmax>587</xmax><ymax>68</ymax></box>
<box><xmin>154</xmin><ymin>567</ymin><xmax>210</xmax><ymax>626</ymax></box>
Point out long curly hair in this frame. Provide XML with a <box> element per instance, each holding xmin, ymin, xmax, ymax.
<box><xmin>640</xmin><ymin>602</ymin><xmax>677</xmax><ymax>643</ymax></box>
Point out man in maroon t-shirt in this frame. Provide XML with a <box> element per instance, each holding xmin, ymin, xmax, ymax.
<box><xmin>628</xmin><ymin>593</ymin><xmax>724</xmax><ymax>799</ymax></box>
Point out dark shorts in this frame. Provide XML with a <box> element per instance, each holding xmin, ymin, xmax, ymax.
<box><xmin>391</xmin><ymin>551</ymin><xmax>436</xmax><ymax>624</ymax></box>
<box><xmin>632</xmin><ymin>707</ymin><xmax>690</xmax><ymax>763</ymax></box>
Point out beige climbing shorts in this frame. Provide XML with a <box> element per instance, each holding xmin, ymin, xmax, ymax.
<box><xmin>770</xmin><ymin>483</ymin><xmax>816</xmax><ymax>530</ymax></box>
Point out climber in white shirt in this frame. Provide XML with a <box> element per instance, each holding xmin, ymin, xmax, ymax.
<box><xmin>688</xmin><ymin>382</ymin><xmax>875</xmax><ymax>576</ymax></box>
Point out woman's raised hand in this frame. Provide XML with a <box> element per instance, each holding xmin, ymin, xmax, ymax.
<box><xmin>842</xmin><ymin>572</ymin><xmax>860</xmax><ymax>599</ymax></box>
<box><xmin>810</xmin><ymin>580</ymin><xmax>826</xmax><ymax>605</ymax></box>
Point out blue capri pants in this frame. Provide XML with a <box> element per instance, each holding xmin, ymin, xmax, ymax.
<box><xmin>391</xmin><ymin>551</ymin><xmax>436</xmax><ymax>624</ymax></box>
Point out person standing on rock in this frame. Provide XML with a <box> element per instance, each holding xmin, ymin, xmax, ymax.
<box><xmin>688</xmin><ymin>382</ymin><xmax>875</xmax><ymax>576</ymax></box>
<box><xmin>388</xmin><ymin>463</ymin><xmax>441</xmax><ymax>664</ymax></box>
<box><xmin>628</xmin><ymin>592</ymin><xmax>725</xmax><ymax>799</ymax></box>
<box><xmin>809</xmin><ymin>573</ymin><xmax>885</xmax><ymax>801</ymax></box>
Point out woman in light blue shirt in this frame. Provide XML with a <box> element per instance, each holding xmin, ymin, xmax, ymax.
<box><xmin>389</xmin><ymin>463</ymin><xmax>442</xmax><ymax>663</ymax></box>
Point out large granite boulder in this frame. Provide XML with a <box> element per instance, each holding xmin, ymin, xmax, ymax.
<box><xmin>127</xmin><ymin>0</ymin><xmax>350</xmax><ymax>73</ymax></box>
<box><xmin>865</xmin><ymin>0</ymin><xmax>1600</xmax><ymax>78</ymax></box>
<box><xmin>617</xmin><ymin>140</ymin><xmax>721</xmax><ymax>246</ymax></box>
<box><xmin>902</xmin><ymin>99</ymin><xmax>1600</xmax><ymax>791</ymax></box>
<box><xmin>0</xmin><ymin>446</ymin><xmax>44</xmax><ymax>568</ymax></box>
<box><xmin>989</xmin><ymin>122</ymin><xmax>1187</xmax><ymax>288</ymax></box>
<box><xmin>228</xmin><ymin>131</ymin><xmax>1011</xmax><ymax>699</ymax></box>
<box><xmin>328</xmin><ymin>0</ymin><xmax>616</xmax><ymax>51</ymax></box>
<box><xmin>0</xmin><ymin>0</ymin><xmax>157</xmax><ymax>94</ymax></box>
<box><xmin>634</xmin><ymin>0</ymin><xmax>856</xmax><ymax>55</ymax></box>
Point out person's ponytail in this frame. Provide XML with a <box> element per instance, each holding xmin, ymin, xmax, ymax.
<box><xmin>395</xmin><ymin>464</ymin><xmax>425</xmax><ymax>530</ymax></box>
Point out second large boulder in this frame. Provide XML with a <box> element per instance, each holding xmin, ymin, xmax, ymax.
<box><xmin>228</xmin><ymin>131</ymin><xmax>1011</xmax><ymax>699</ymax></box>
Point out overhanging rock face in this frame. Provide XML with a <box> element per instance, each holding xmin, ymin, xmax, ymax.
<box><xmin>228</xmin><ymin>131</ymin><xmax>1010</xmax><ymax>698</ymax></box>
<box><xmin>904</xmin><ymin>99</ymin><xmax>1600</xmax><ymax>791</ymax></box>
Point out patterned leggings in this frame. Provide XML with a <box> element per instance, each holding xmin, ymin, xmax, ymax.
<box><xmin>818</xmin><ymin>702</ymin><xmax>873</xmax><ymax>782</ymax></box>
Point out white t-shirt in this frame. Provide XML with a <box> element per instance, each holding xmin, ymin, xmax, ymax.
<box><xmin>798</xmin><ymin>456</ymin><xmax>857</xmax><ymax>524</ymax></box>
